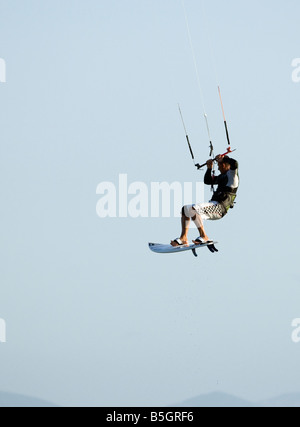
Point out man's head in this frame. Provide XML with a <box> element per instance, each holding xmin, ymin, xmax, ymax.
<box><xmin>217</xmin><ymin>156</ymin><xmax>231</xmax><ymax>173</ymax></box>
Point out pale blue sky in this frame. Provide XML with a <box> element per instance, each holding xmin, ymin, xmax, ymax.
<box><xmin>0</xmin><ymin>0</ymin><xmax>300</xmax><ymax>406</ymax></box>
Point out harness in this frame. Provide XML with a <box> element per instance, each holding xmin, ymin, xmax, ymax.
<box><xmin>211</xmin><ymin>190</ymin><xmax>237</xmax><ymax>215</ymax></box>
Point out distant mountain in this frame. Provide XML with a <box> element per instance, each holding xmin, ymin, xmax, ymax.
<box><xmin>174</xmin><ymin>392</ymin><xmax>256</xmax><ymax>407</ymax></box>
<box><xmin>0</xmin><ymin>392</ymin><xmax>58</xmax><ymax>407</ymax></box>
<box><xmin>259</xmin><ymin>393</ymin><xmax>300</xmax><ymax>407</ymax></box>
<box><xmin>175</xmin><ymin>391</ymin><xmax>300</xmax><ymax>407</ymax></box>
<box><xmin>2</xmin><ymin>390</ymin><xmax>300</xmax><ymax>407</ymax></box>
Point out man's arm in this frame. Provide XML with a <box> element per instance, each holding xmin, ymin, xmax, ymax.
<box><xmin>204</xmin><ymin>160</ymin><xmax>216</xmax><ymax>185</ymax></box>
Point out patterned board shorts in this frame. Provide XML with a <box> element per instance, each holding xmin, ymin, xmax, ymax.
<box><xmin>183</xmin><ymin>201</ymin><xmax>225</xmax><ymax>221</ymax></box>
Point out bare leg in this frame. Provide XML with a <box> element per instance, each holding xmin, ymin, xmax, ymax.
<box><xmin>192</xmin><ymin>212</ymin><xmax>210</xmax><ymax>244</ymax></box>
<box><xmin>171</xmin><ymin>214</ymin><xmax>190</xmax><ymax>247</ymax></box>
<box><xmin>171</xmin><ymin>206</ymin><xmax>210</xmax><ymax>247</ymax></box>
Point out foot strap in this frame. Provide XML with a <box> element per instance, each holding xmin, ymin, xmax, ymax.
<box><xmin>173</xmin><ymin>238</ymin><xmax>185</xmax><ymax>246</ymax></box>
<box><xmin>194</xmin><ymin>237</ymin><xmax>213</xmax><ymax>245</ymax></box>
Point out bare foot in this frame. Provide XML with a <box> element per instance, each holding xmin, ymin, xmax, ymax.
<box><xmin>193</xmin><ymin>237</ymin><xmax>211</xmax><ymax>245</ymax></box>
<box><xmin>171</xmin><ymin>238</ymin><xmax>188</xmax><ymax>247</ymax></box>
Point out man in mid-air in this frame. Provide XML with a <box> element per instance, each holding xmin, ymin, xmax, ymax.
<box><xmin>171</xmin><ymin>155</ymin><xmax>239</xmax><ymax>247</ymax></box>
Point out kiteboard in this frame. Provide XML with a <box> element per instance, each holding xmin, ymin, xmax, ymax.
<box><xmin>148</xmin><ymin>241</ymin><xmax>218</xmax><ymax>257</ymax></box>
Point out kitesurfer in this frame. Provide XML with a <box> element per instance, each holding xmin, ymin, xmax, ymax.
<box><xmin>171</xmin><ymin>155</ymin><xmax>239</xmax><ymax>247</ymax></box>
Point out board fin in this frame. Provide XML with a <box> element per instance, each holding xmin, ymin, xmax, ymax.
<box><xmin>207</xmin><ymin>244</ymin><xmax>218</xmax><ymax>253</ymax></box>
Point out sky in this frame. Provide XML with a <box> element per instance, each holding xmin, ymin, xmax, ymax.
<box><xmin>0</xmin><ymin>0</ymin><xmax>300</xmax><ymax>407</ymax></box>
